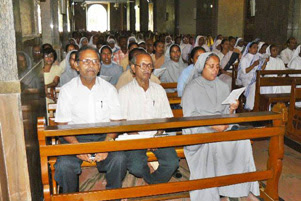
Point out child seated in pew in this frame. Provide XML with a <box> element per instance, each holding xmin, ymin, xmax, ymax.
<box><xmin>260</xmin><ymin>45</ymin><xmax>288</xmax><ymax>94</ymax></box>
<box><xmin>118</xmin><ymin>52</ymin><xmax>179</xmax><ymax>184</ymax></box>
<box><xmin>236</xmin><ymin>42</ymin><xmax>269</xmax><ymax>110</ymax></box>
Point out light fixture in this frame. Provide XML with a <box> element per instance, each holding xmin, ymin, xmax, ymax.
<box><xmin>114</xmin><ymin>3</ymin><xmax>119</xmax><ymax>9</ymax></box>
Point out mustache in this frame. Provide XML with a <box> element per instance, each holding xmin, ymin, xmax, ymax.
<box><xmin>85</xmin><ymin>68</ymin><xmax>98</xmax><ymax>73</ymax></box>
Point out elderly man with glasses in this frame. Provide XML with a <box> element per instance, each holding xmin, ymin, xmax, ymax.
<box><xmin>118</xmin><ymin>52</ymin><xmax>179</xmax><ymax>184</ymax></box>
<box><xmin>54</xmin><ymin>46</ymin><xmax>127</xmax><ymax>195</ymax></box>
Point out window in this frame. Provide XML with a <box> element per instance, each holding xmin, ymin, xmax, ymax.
<box><xmin>87</xmin><ymin>4</ymin><xmax>108</xmax><ymax>32</ymax></box>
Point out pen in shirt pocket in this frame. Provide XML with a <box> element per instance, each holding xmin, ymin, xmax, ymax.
<box><xmin>153</xmin><ymin>100</ymin><xmax>155</xmax><ymax>106</ymax></box>
<box><xmin>101</xmin><ymin>101</ymin><xmax>103</xmax><ymax>108</ymax></box>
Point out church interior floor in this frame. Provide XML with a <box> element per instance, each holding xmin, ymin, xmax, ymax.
<box><xmin>78</xmin><ymin>139</ymin><xmax>300</xmax><ymax>201</ymax></box>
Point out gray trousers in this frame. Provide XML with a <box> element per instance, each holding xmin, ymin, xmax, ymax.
<box><xmin>125</xmin><ymin>147</ymin><xmax>179</xmax><ymax>184</ymax></box>
<box><xmin>54</xmin><ymin>151</ymin><xmax>127</xmax><ymax>193</ymax></box>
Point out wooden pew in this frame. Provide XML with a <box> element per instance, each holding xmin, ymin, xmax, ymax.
<box><xmin>254</xmin><ymin>70</ymin><xmax>301</xmax><ymax>112</ymax></box>
<box><xmin>38</xmin><ymin>111</ymin><xmax>285</xmax><ymax>201</ymax></box>
<box><xmin>287</xmin><ymin>79</ymin><xmax>301</xmax><ymax>144</ymax></box>
<box><xmin>161</xmin><ymin>82</ymin><xmax>179</xmax><ymax>98</ymax></box>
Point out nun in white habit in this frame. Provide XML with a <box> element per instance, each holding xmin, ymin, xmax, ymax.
<box><xmin>194</xmin><ymin>35</ymin><xmax>210</xmax><ymax>52</ymax></box>
<box><xmin>182</xmin><ymin>52</ymin><xmax>259</xmax><ymax>201</ymax></box>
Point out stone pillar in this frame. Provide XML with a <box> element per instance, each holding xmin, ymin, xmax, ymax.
<box><xmin>0</xmin><ymin>0</ymin><xmax>32</xmax><ymax>201</ymax></box>
<box><xmin>40</xmin><ymin>0</ymin><xmax>61</xmax><ymax>61</ymax></box>
<box><xmin>178</xmin><ymin>0</ymin><xmax>196</xmax><ymax>34</ymax></box>
<box><xmin>130</xmin><ymin>2</ymin><xmax>136</xmax><ymax>32</ymax></box>
<box><xmin>154</xmin><ymin>0</ymin><xmax>167</xmax><ymax>33</ymax></box>
<box><xmin>140</xmin><ymin>0</ymin><xmax>149</xmax><ymax>32</ymax></box>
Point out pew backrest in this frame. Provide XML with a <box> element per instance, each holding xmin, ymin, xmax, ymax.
<box><xmin>287</xmin><ymin>79</ymin><xmax>301</xmax><ymax>143</ymax></box>
<box><xmin>38</xmin><ymin>111</ymin><xmax>285</xmax><ymax>201</ymax></box>
<box><xmin>254</xmin><ymin>70</ymin><xmax>301</xmax><ymax>111</ymax></box>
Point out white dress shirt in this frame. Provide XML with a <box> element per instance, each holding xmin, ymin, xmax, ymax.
<box><xmin>55</xmin><ymin>76</ymin><xmax>122</xmax><ymax>124</ymax></box>
<box><xmin>118</xmin><ymin>79</ymin><xmax>173</xmax><ymax>136</ymax></box>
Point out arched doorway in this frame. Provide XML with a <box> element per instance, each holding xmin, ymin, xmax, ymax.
<box><xmin>87</xmin><ymin>4</ymin><xmax>108</xmax><ymax>32</ymax></box>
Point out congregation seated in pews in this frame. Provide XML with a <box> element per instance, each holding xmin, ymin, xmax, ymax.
<box><xmin>25</xmin><ymin>31</ymin><xmax>301</xmax><ymax>201</ymax></box>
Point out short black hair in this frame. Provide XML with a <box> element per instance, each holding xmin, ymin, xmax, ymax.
<box><xmin>43</xmin><ymin>48</ymin><xmax>57</xmax><ymax>62</ymax></box>
<box><xmin>75</xmin><ymin>46</ymin><xmax>100</xmax><ymax>61</ymax></box>
<box><xmin>65</xmin><ymin>44</ymin><xmax>76</xmax><ymax>52</ymax></box>
<box><xmin>154</xmin><ymin>40</ymin><xmax>164</xmax><ymax>48</ymax></box>
<box><xmin>129</xmin><ymin>48</ymin><xmax>147</xmax><ymax>64</ymax></box>
<box><xmin>42</xmin><ymin>43</ymin><xmax>53</xmax><ymax>51</ymax></box>
<box><xmin>190</xmin><ymin>46</ymin><xmax>206</xmax><ymax>61</ymax></box>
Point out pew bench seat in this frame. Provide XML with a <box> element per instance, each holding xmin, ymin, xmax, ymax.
<box><xmin>38</xmin><ymin>111</ymin><xmax>285</xmax><ymax>201</ymax></box>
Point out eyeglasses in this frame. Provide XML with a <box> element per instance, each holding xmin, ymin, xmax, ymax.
<box><xmin>135</xmin><ymin>63</ymin><xmax>154</xmax><ymax>70</ymax></box>
<box><xmin>78</xmin><ymin>59</ymin><xmax>100</xmax><ymax>65</ymax></box>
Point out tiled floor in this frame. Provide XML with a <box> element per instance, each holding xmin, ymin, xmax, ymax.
<box><xmin>252</xmin><ymin>139</ymin><xmax>301</xmax><ymax>201</ymax></box>
<box><xmin>79</xmin><ymin>139</ymin><xmax>300</xmax><ymax>201</ymax></box>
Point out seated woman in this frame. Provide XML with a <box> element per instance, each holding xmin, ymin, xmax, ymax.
<box><xmin>218</xmin><ymin>39</ymin><xmax>239</xmax><ymax>89</ymax></box>
<box><xmin>194</xmin><ymin>35</ymin><xmax>210</xmax><ymax>52</ymax></box>
<box><xmin>177</xmin><ymin>46</ymin><xmax>206</xmax><ymax>97</ymax></box>
<box><xmin>43</xmin><ymin>48</ymin><xmax>61</xmax><ymax>102</ymax></box>
<box><xmin>17</xmin><ymin>51</ymin><xmax>41</xmax><ymax>90</ymax></box>
<box><xmin>237</xmin><ymin>42</ymin><xmax>269</xmax><ymax>110</ymax></box>
<box><xmin>99</xmin><ymin>45</ymin><xmax>123</xmax><ymax>86</ymax></box>
<box><xmin>261</xmin><ymin>45</ymin><xmax>288</xmax><ymax>94</ymax></box>
<box><xmin>161</xmin><ymin>44</ymin><xmax>187</xmax><ymax>84</ymax></box>
<box><xmin>60</xmin><ymin>50</ymin><xmax>78</xmax><ymax>86</ymax></box>
<box><xmin>182</xmin><ymin>52</ymin><xmax>259</xmax><ymax>201</ymax></box>
<box><xmin>79</xmin><ymin>37</ymin><xmax>89</xmax><ymax>48</ymax></box>
<box><xmin>257</xmin><ymin>42</ymin><xmax>269</xmax><ymax>59</ymax></box>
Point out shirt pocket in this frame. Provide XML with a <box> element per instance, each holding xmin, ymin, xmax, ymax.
<box><xmin>95</xmin><ymin>99</ymin><xmax>110</xmax><ymax>122</ymax></box>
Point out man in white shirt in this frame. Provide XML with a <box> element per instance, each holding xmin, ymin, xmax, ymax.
<box><xmin>280</xmin><ymin>37</ymin><xmax>297</xmax><ymax>66</ymax></box>
<box><xmin>118</xmin><ymin>53</ymin><xmax>179</xmax><ymax>184</ymax></box>
<box><xmin>54</xmin><ymin>46</ymin><xmax>127</xmax><ymax>193</ymax></box>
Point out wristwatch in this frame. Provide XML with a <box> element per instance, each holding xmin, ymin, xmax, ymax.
<box><xmin>106</xmin><ymin>136</ymin><xmax>115</xmax><ymax>141</ymax></box>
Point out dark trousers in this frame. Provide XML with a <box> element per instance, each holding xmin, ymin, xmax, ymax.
<box><xmin>54</xmin><ymin>151</ymin><xmax>127</xmax><ymax>193</ymax></box>
<box><xmin>125</xmin><ymin>147</ymin><xmax>179</xmax><ymax>184</ymax></box>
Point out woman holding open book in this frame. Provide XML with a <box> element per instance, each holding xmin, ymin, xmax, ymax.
<box><xmin>182</xmin><ymin>52</ymin><xmax>259</xmax><ymax>201</ymax></box>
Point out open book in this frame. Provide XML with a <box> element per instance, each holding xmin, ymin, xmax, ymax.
<box><xmin>222</xmin><ymin>87</ymin><xmax>246</xmax><ymax>105</ymax></box>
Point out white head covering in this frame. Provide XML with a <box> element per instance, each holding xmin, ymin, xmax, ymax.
<box><xmin>212</xmin><ymin>39</ymin><xmax>222</xmax><ymax>51</ymax></box>
<box><xmin>265</xmin><ymin>45</ymin><xmax>271</xmax><ymax>56</ymax></box>
<box><xmin>288</xmin><ymin>45</ymin><xmax>301</xmax><ymax>68</ymax></box>
<box><xmin>88</xmin><ymin>35</ymin><xmax>97</xmax><ymax>48</ymax></box>
<box><xmin>17</xmin><ymin>51</ymin><xmax>32</xmax><ymax>78</ymax></box>
<box><xmin>69</xmin><ymin>38</ymin><xmax>79</xmax><ymax>46</ymax></box>
<box><xmin>164</xmin><ymin>44</ymin><xmax>181</xmax><ymax>62</ymax></box>
<box><xmin>127</xmin><ymin>36</ymin><xmax>137</xmax><ymax>47</ymax></box>
<box><xmin>194</xmin><ymin>35</ymin><xmax>206</xmax><ymax>48</ymax></box>
<box><xmin>234</xmin><ymin>38</ymin><xmax>243</xmax><ymax>47</ymax></box>
<box><xmin>60</xmin><ymin>50</ymin><xmax>78</xmax><ymax>86</ymax></box>
<box><xmin>257</xmin><ymin>42</ymin><xmax>265</xmax><ymax>53</ymax></box>
<box><xmin>79</xmin><ymin>37</ymin><xmax>88</xmax><ymax>48</ymax></box>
